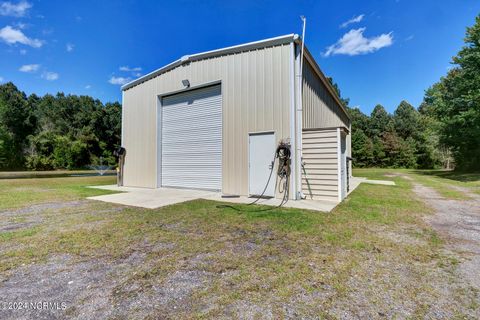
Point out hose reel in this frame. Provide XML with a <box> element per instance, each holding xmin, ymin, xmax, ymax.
<box><xmin>114</xmin><ymin>147</ymin><xmax>126</xmax><ymax>186</ymax></box>
<box><xmin>275</xmin><ymin>140</ymin><xmax>291</xmax><ymax>205</ymax></box>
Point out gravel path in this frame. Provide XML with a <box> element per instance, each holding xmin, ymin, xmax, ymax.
<box><xmin>413</xmin><ymin>182</ymin><xmax>480</xmax><ymax>290</ymax></box>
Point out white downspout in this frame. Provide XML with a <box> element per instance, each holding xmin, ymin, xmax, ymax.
<box><xmin>289</xmin><ymin>40</ymin><xmax>298</xmax><ymax>200</ymax></box>
<box><xmin>296</xmin><ymin>16</ymin><xmax>306</xmax><ymax>199</ymax></box>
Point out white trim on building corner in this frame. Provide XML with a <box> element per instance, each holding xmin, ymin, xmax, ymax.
<box><xmin>337</xmin><ymin>127</ymin><xmax>342</xmax><ymax>202</ymax></box>
<box><xmin>121</xmin><ymin>90</ymin><xmax>125</xmax><ymax>145</ymax></box>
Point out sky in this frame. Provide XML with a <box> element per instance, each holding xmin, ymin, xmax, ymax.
<box><xmin>0</xmin><ymin>0</ymin><xmax>479</xmax><ymax>114</ymax></box>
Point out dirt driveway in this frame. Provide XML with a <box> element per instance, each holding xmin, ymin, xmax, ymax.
<box><xmin>413</xmin><ymin>181</ymin><xmax>480</xmax><ymax>291</ymax></box>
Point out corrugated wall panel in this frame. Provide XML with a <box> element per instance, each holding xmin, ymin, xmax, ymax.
<box><xmin>302</xmin><ymin>59</ymin><xmax>350</xmax><ymax>129</ymax></box>
<box><xmin>302</xmin><ymin>129</ymin><xmax>339</xmax><ymax>202</ymax></box>
<box><xmin>122</xmin><ymin>44</ymin><xmax>292</xmax><ymax>197</ymax></box>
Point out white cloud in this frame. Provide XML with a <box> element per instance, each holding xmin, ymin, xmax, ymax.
<box><xmin>340</xmin><ymin>14</ymin><xmax>364</xmax><ymax>28</ymax></box>
<box><xmin>19</xmin><ymin>63</ymin><xmax>39</xmax><ymax>72</ymax></box>
<box><xmin>119</xmin><ymin>66</ymin><xmax>141</xmax><ymax>72</ymax></box>
<box><xmin>19</xmin><ymin>48</ymin><xmax>26</xmax><ymax>54</ymax></box>
<box><xmin>85</xmin><ymin>84</ymin><xmax>91</xmax><ymax>89</ymax></box>
<box><xmin>405</xmin><ymin>35</ymin><xmax>414</xmax><ymax>41</ymax></box>
<box><xmin>66</xmin><ymin>43</ymin><xmax>74</xmax><ymax>52</ymax></box>
<box><xmin>108</xmin><ymin>76</ymin><xmax>131</xmax><ymax>85</ymax></box>
<box><xmin>0</xmin><ymin>1</ymin><xmax>32</xmax><ymax>17</ymax></box>
<box><xmin>0</xmin><ymin>76</ymin><xmax>4</xmax><ymax>82</ymax></box>
<box><xmin>41</xmin><ymin>71</ymin><xmax>58</xmax><ymax>81</ymax></box>
<box><xmin>0</xmin><ymin>25</ymin><xmax>43</xmax><ymax>47</ymax></box>
<box><xmin>324</xmin><ymin>28</ymin><xmax>393</xmax><ymax>57</ymax></box>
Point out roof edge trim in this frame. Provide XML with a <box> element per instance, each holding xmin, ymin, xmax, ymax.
<box><xmin>122</xmin><ymin>33</ymin><xmax>297</xmax><ymax>91</ymax></box>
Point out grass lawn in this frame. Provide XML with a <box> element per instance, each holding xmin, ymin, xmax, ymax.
<box><xmin>0</xmin><ymin>169</ymin><xmax>478</xmax><ymax>318</ymax></box>
<box><xmin>0</xmin><ymin>169</ymin><xmax>116</xmax><ymax>180</ymax></box>
<box><xmin>0</xmin><ymin>175</ymin><xmax>118</xmax><ymax>210</ymax></box>
<box><xmin>354</xmin><ymin>168</ymin><xmax>480</xmax><ymax>199</ymax></box>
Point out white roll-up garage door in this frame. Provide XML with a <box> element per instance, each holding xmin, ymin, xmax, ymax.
<box><xmin>161</xmin><ymin>85</ymin><xmax>222</xmax><ymax>190</ymax></box>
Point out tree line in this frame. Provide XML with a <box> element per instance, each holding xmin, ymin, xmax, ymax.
<box><xmin>347</xmin><ymin>101</ymin><xmax>446</xmax><ymax>169</ymax></box>
<box><xmin>0</xmin><ymin>82</ymin><xmax>121</xmax><ymax>170</ymax></box>
<box><xmin>343</xmin><ymin>14</ymin><xmax>479</xmax><ymax>171</ymax></box>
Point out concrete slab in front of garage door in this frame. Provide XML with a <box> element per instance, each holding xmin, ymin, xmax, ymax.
<box><xmin>87</xmin><ymin>185</ymin><xmax>341</xmax><ymax>212</ymax></box>
<box><xmin>87</xmin><ymin>185</ymin><xmax>217</xmax><ymax>209</ymax></box>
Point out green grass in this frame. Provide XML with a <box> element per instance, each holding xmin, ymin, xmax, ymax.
<box><xmin>413</xmin><ymin>170</ymin><xmax>480</xmax><ymax>195</ymax></box>
<box><xmin>0</xmin><ymin>170</ymin><xmax>115</xmax><ymax>179</ymax></box>
<box><xmin>0</xmin><ymin>169</ymin><xmax>477</xmax><ymax>318</ymax></box>
<box><xmin>0</xmin><ymin>175</ymin><xmax>117</xmax><ymax>209</ymax></box>
<box><xmin>354</xmin><ymin>168</ymin><xmax>479</xmax><ymax>200</ymax></box>
<box><xmin>0</xmin><ymin>169</ymin><xmax>441</xmax><ymax>271</ymax></box>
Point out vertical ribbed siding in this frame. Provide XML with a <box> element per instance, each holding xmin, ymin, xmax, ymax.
<box><xmin>122</xmin><ymin>44</ymin><xmax>292</xmax><ymax>197</ymax></box>
<box><xmin>302</xmin><ymin>129</ymin><xmax>339</xmax><ymax>202</ymax></box>
<box><xmin>302</xmin><ymin>59</ymin><xmax>349</xmax><ymax>129</ymax></box>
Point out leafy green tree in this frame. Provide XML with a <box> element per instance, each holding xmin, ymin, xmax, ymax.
<box><xmin>53</xmin><ymin>136</ymin><xmax>89</xmax><ymax>169</ymax></box>
<box><xmin>0</xmin><ymin>126</ymin><xmax>14</xmax><ymax>168</ymax></box>
<box><xmin>416</xmin><ymin>100</ymin><xmax>443</xmax><ymax>169</ymax></box>
<box><xmin>393</xmin><ymin>100</ymin><xmax>420</xmax><ymax>140</ymax></box>
<box><xmin>351</xmin><ymin>129</ymin><xmax>373</xmax><ymax>167</ymax></box>
<box><xmin>25</xmin><ymin>131</ymin><xmax>57</xmax><ymax>170</ymax></box>
<box><xmin>368</xmin><ymin>104</ymin><xmax>392</xmax><ymax>138</ymax></box>
<box><xmin>0</xmin><ymin>82</ymin><xmax>35</xmax><ymax>168</ymax></box>
<box><xmin>0</xmin><ymin>82</ymin><xmax>122</xmax><ymax>170</ymax></box>
<box><xmin>397</xmin><ymin>137</ymin><xmax>417</xmax><ymax>168</ymax></box>
<box><xmin>348</xmin><ymin>107</ymin><xmax>370</xmax><ymax>133</ymax></box>
<box><xmin>441</xmin><ymin>16</ymin><xmax>480</xmax><ymax>170</ymax></box>
<box><xmin>422</xmin><ymin>15</ymin><xmax>480</xmax><ymax>171</ymax></box>
<box><xmin>371</xmin><ymin>136</ymin><xmax>386</xmax><ymax>167</ymax></box>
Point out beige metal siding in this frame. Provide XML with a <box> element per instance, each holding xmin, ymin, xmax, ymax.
<box><xmin>302</xmin><ymin>128</ymin><xmax>339</xmax><ymax>202</ymax></box>
<box><xmin>122</xmin><ymin>44</ymin><xmax>292</xmax><ymax>196</ymax></box>
<box><xmin>302</xmin><ymin>59</ymin><xmax>349</xmax><ymax>129</ymax></box>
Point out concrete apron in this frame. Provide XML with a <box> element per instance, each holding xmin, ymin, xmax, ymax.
<box><xmin>87</xmin><ymin>177</ymin><xmax>394</xmax><ymax>213</ymax></box>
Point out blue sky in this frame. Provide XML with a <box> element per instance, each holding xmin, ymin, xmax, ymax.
<box><xmin>0</xmin><ymin>0</ymin><xmax>479</xmax><ymax>114</ymax></box>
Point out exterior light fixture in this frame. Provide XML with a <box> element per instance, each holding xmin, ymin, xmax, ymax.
<box><xmin>182</xmin><ymin>79</ymin><xmax>190</xmax><ymax>88</ymax></box>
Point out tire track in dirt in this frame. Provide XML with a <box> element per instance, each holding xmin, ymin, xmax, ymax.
<box><xmin>411</xmin><ymin>181</ymin><xmax>480</xmax><ymax>291</ymax></box>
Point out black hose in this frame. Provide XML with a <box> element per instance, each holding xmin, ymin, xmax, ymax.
<box><xmin>216</xmin><ymin>142</ymin><xmax>291</xmax><ymax>212</ymax></box>
<box><xmin>248</xmin><ymin>155</ymin><xmax>277</xmax><ymax>205</ymax></box>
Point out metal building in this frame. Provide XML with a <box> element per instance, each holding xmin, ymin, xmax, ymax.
<box><xmin>121</xmin><ymin>34</ymin><xmax>351</xmax><ymax>203</ymax></box>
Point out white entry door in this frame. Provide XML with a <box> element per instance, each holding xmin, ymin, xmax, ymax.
<box><xmin>249</xmin><ymin>132</ymin><xmax>276</xmax><ymax>197</ymax></box>
<box><xmin>161</xmin><ymin>85</ymin><xmax>222</xmax><ymax>190</ymax></box>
